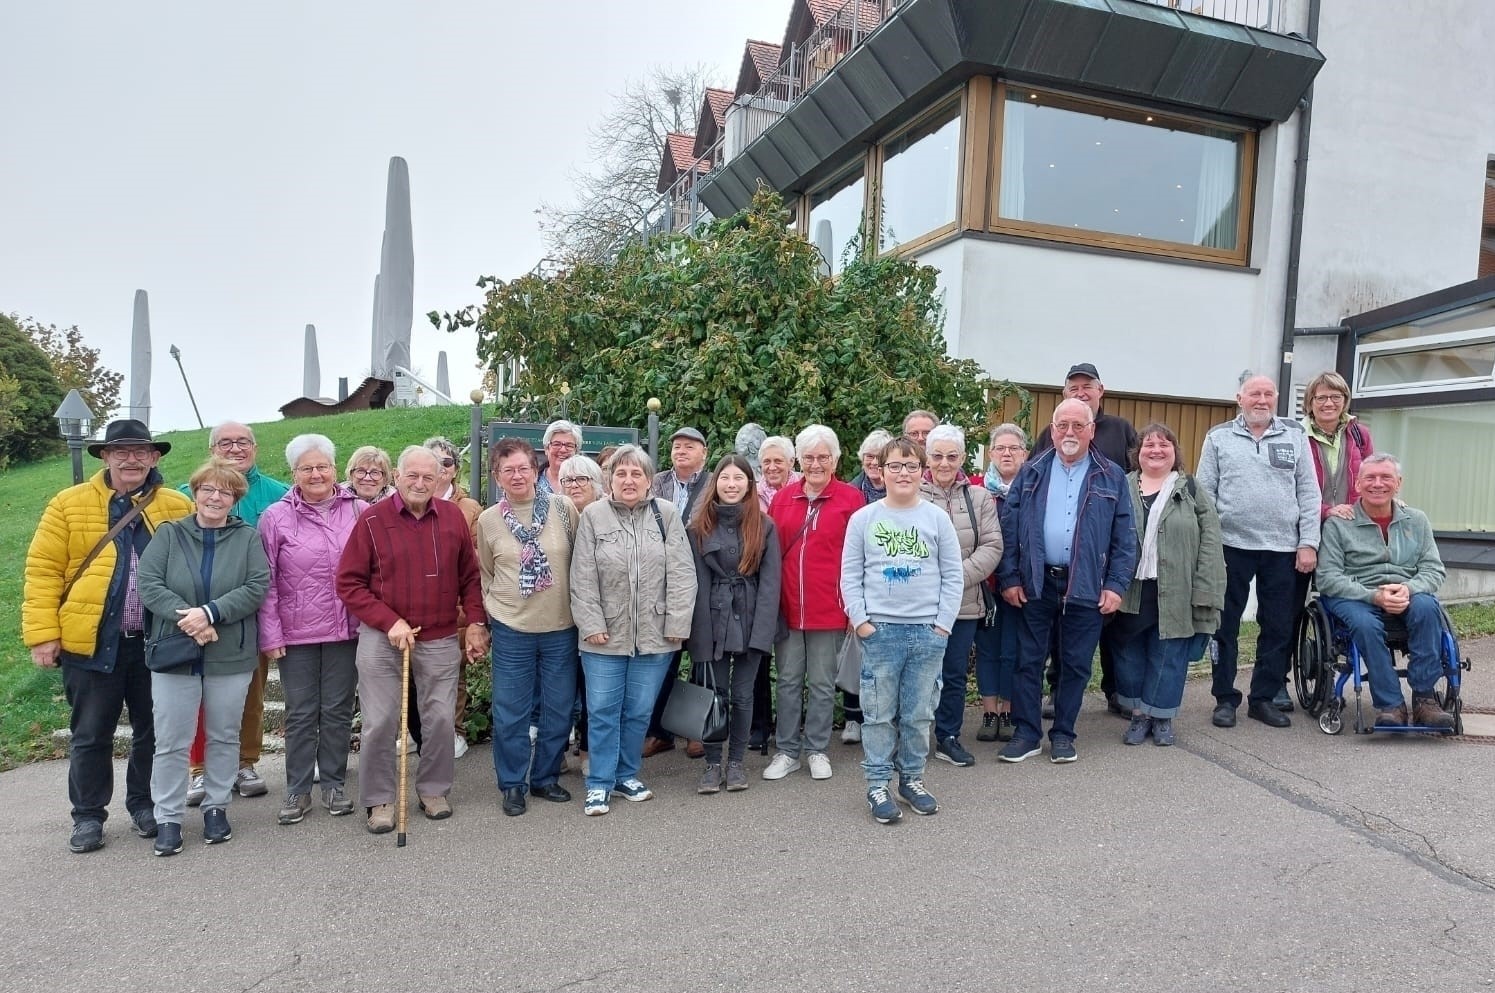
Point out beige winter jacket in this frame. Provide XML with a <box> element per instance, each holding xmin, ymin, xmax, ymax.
<box><xmin>920</xmin><ymin>478</ymin><xmax>1003</xmax><ymax>621</ymax></box>
<box><xmin>569</xmin><ymin>496</ymin><xmax>697</xmax><ymax>656</ymax></box>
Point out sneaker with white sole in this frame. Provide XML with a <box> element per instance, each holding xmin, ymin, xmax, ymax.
<box><xmin>277</xmin><ymin>792</ymin><xmax>312</xmax><ymax>825</ymax></box>
<box><xmin>761</xmin><ymin>753</ymin><xmax>801</xmax><ymax>780</ymax></box>
<box><xmin>841</xmin><ymin>720</ymin><xmax>861</xmax><ymax>744</ymax></box>
<box><xmin>583</xmin><ymin>789</ymin><xmax>610</xmax><ymax>816</ymax></box>
<box><xmin>611</xmin><ymin>778</ymin><xmax>653</xmax><ymax>802</ymax></box>
<box><xmin>233</xmin><ymin>765</ymin><xmax>268</xmax><ymax>797</ymax></box>
<box><xmin>897</xmin><ymin>777</ymin><xmax>939</xmax><ymax>815</ymax></box>
<box><xmin>186</xmin><ymin>773</ymin><xmax>206</xmax><ymax>807</ymax></box>
<box><xmin>807</xmin><ymin>752</ymin><xmax>832</xmax><ymax>780</ymax></box>
<box><xmin>322</xmin><ymin>787</ymin><xmax>354</xmax><ymax>816</ymax></box>
<box><xmin>453</xmin><ymin>734</ymin><xmax>469</xmax><ymax>759</ymax></box>
<box><xmin>867</xmin><ymin>785</ymin><xmax>902</xmax><ymax>824</ymax></box>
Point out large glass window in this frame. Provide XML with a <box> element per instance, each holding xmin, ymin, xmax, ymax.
<box><xmin>1359</xmin><ymin>402</ymin><xmax>1495</xmax><ymax>532</ymax></box>
<box><xmin>995</xmin><ymin>88</ymin><xmax>1250</xmax><ymax>258</ymax></box>
<box><xmin>878</xmin><ymin>102</ymin><xmax>961</xmax><ymax>251</ymax></box>
<box><xmin>807</xmin><ymin>166</ymin><xmax>866</xmax><ymax>275</ymax></box>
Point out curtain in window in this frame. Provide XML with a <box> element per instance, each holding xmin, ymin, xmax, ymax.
<box><xmin>1193</xmin><ymin>137</ymin><xmax>1239</xmax><ymax>248</ymax></box>
<box><xmin>1361</xmin><ymin>403</ymin><xmax>1495</xmax><ymax>532</ymax></box>
<box><xmin>999</xmin><ymin>98</ymin><xmax>1026</xmax><ymax>219</ymax></box>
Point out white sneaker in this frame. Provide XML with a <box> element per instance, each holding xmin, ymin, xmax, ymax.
<box><xmin>841</xmin><ymin>720</ymin><xmax>862</xmax><ymax>744</ymax></box>
<box><xmin>453</xmin><ymin>734</ymin><xmax>469</xmax><ymax>759</ymax></box>
<box><xmin>807</xmin><ymin>752</ymin><xmax>833</xmax><ymax>780</ymax></box>
<box><xmin>761</xmin><ymin>753</ymin><xmax>801</xmax><ymax>780</ymax></box>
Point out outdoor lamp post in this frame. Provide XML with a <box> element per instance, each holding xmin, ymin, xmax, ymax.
<box><xmin>646</xmin><ymin>397</ymin><xmax>661</xmax><ymax>462</ymax></box>
<box><xmin>469</xmin><ymin>388</ymin><xmax>485</xmax><ymax>504</ymax></box>
<box><xmin>54</xmin><ymin>389</ymin><xmax>95</xmax><ymax>485</ymax></box>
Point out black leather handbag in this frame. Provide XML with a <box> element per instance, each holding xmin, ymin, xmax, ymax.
<box><xmin>660</xmin><ymin>659</ymin><xmax>730</xmax><ymax>744</ymax></box>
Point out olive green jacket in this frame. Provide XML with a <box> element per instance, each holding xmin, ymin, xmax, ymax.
<box><xmin>1119</xmin><ymin>472</ymin><xmax>1226</xmax><ymax>640</ymax></box>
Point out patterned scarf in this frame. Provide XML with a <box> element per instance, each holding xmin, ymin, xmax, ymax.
<box><xmin>984</xmin><ymin>463</ymin><xmax>1012</xmax><ymax>497</ymax></box>
<box><xmin>499</xmin><ymin>494</ymin><xmax>553</xmax><ymax>598</ymax></box>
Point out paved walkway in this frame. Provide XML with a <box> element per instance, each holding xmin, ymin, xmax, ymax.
<box><xmin>2</xmin><ymin>639</ymin><xmax>1493</xmax><ymax>992</ymax></box>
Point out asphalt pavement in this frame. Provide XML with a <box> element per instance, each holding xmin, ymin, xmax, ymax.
<box><xmin>3</xmin><ymin>640</ymin><xmax>1494</xmax><ymax>993</ymax></box>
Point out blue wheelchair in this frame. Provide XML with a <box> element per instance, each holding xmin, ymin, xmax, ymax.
<box><xmin>1291</xmin><ymin>595</ymin><xmax>1470</xmax><ymax>736</ymax></box>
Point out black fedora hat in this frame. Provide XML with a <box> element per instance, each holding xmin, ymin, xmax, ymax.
<box><xmin>87</xmin><ymin>419</ymin><xmax>172</xmax><ymax>458</ymax></box>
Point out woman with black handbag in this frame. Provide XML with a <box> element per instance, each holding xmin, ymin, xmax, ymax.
<box><xmin>137</xmin><ymin>459</ymin><xmax>270</xmax><ymax>856</ymax></box>
<box><xmin>686</xmin><ymin>455</ymin><xmax>782</xmax><ymax>795</ymax></box>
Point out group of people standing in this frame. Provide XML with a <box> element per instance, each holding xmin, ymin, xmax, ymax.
<box><xmin>24</xmin><ymin>358</ymin><xmax>1454</xmax><ymax>845</ymax></box>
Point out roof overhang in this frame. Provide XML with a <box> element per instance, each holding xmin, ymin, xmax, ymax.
<box><xmin>698</xmin><ymin>0</ymin><xmax>1325</xmax><ymax>218</ymax></box>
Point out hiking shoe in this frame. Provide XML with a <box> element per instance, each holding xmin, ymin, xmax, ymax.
<box><xmin>1412</xmin><ymin>695</ymin><xmax>1455</xmax><ymax>729</ymax></box>
<box><xmin>841</xmin><ymin>720</ymin><xmax>862</xmax><ymax>744</ymax></box>
<box><xmin>698</xmin><ymin>764</ymin><xmax>724</xmax><ymax>795</ymax></box>
<box><xmin>725</xmin><ymin>762</ymin><xmax>749</xmax><ymax>792</ymax></box>
<box><xmin>68</xmin><ymin>820</ymin><xmax>104</xmax><ymax>854</ymax></box>
<box><xmin>867</xmin><ymin>785</ymin><xmax>902</xmax><ymax>825</ymax></box>
<box><xmin>366</xmin><ymin>804</ymin><xmax>394</xmax><ymax>833</ymax></box>
<box><xmin>976</xmin><ymin>713</ymin><xmax>1000</xmax><ymax>742</ymax></box>
<box><xmin>202</xmin><ymin>807</ymin><xmax>232</xmax><ymax>844</ymax></box>
<box><xmin>322</xmin><ymin>787</ymin><xmax>355</xmax><ymax>816</ymax></box>
<box><xmin>1375</xmin><ymin>704</ymin><xmax>1409</xmax><ymax>727</ymax></box>
<box><xmin>130</xmin><ymin>808</ymin><xmax>159</xmax><ymax>838</ymax></box>
<box><xmin>762</xmin><ymin>753</ymin><xmax>800</xmax><ymax>780</ymax></box>
<box><xmin>418</xmin><ymin>795</ymin><xmax>452</xmax><ymax>819</ymax></box>
<box><xmin>1049</xmin><ymin>738</ymin><xmax>1078</xmax><ymax>763</ymax></box>
<box><xmin>807</xmin><ymin>752</ymin><xmax>833</xmax><ymax>780</ymax></box>
<box><xmin>1152</xmin><ymin>718</ymin><xmax>1176</xmax><ymax>746</ymax></box>
<box><xmin>611</xmin><ymin>778</ymin><xmax>653</xmax><ymax>802</ymax></box>
<box><xmin>233</xmin><ymin>765</ymin><xmax>268</xmax><ymax>797</ymax></box>
<box><xmin>153</xmin><ymin>822</ymin><xmax>183</xmax><ymax>857</ymax></box>
<box><xmin>998</xmin><ymin>738</ymin><xmax>1041</xmax><ymax>763</ymax></box>
<box><xmin>1123</xmin><ymin>715</ymin><xmax>1152</xmax><ymax>746</ymax></box>
<box><xmin>277</xmin><ymin>792</ymin><xmax>313</xmax><ymax>825</ymax></box>
<box><xmin>897</xmin><ymin>777</ymin><xmax>939</xmax><ymax>815</ymax></box>
<box><xmin>935</xmin><ymin>736</ymin><xmax>975</xmax><ymax>767</ymax></box>
<box><xmin>583</xmin><ymin>789</ymin><xmax>610</xmax><ymax>816</ymax></box>
<box><xmin>996</xmin><ymin>713</ymin><xmax>1015</xmax><ymax>742</ymax></box>
<box><xmin>186</xmin><ymin>773</ymin><xmax>206</xmax><ymax>807</ymax></box>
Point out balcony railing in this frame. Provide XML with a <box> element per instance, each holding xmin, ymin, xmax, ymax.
<box><xmin>1139</xmin><ymin>0</ymin><xmax>1283</xmax><ymax>33</ymax></box>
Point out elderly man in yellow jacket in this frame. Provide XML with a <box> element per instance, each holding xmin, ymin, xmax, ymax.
<box><xmin>23</xmin><ymin>419</ymin><xmax>194</xmax><ymax>854</ymax></box>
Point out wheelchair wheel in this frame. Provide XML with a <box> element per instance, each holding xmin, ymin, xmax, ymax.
<box><xmin>1319</xmin><ymin>706</ymin><xmax>1343</xmax><ymax>735</ymax></box>
<box><xmin>1293</xmin><ymin>599</ymin><xmax>1335</xmax><ymax>717</ymax></box>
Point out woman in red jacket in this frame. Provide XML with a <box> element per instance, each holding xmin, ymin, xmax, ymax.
<box><xmin>763</xmin><ymin>424</ymin><xmax>866</xmax><ymax>784</ymax></box>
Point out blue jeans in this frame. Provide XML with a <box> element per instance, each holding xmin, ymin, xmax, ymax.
<box><xmin>1012</xmin><ymin>573</ymin><xmax>1104</xmax><ymax>744</ymax></box>
<box><xmin>858</xmin><ymin>623</ymin><xmax>947</xmax><ymax>787</ymax></box>
<box><xmin>491</xmin><ymin>620</ymin><xmax>578</xmax><ymax>791</ymax></box>
<box><xmin>974</xmin><ymin>600</ymin><xmax>1021</xmax><ymax>700</ymax></box>
<box><xmin>934</xmin><ymin>619</ymin><xmax>979</xmax><ymax>740</ymax></box>
<box><xmin>580</xmin><ymin>650</ymin><xmax>672</xmax><ymax>794</ymax></box>
<box><xmin>1111</xmin><ymin>614</ymin><xmax>1202</xmax><ymax>719</ymax></box>
<box><xmin>1215</xmin><ymin>546</ymin><xmax>1300</xmax><ymax>707</ymax></box>
<box><xmin>1321</xmin><ymin>593</ymin><xmax>1445</xmax><ymax>709</ymax></box>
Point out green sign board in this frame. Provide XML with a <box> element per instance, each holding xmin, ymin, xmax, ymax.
<box><xmin>487</xmin><ymin>421</ymin><xmax>638</xmax><ymax>455</ymax></box>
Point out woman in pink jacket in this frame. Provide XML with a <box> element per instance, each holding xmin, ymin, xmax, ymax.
<box><xmin>257</xmin><ymin>434</ymin><xmax>368</xmax><ymax>825</ymax></box>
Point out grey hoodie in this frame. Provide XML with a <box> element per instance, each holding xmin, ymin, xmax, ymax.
<box><xmin>1196</xmin><ymin>415</ymin><xmax>1321</xmax><ymax>553</ymax></box>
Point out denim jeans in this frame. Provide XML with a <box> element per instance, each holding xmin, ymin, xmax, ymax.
<box><xmin>1012</xmin><ymin>573</ymin><xmax>1104</xmax><ymax>744</ymax></box>
<box><xmin>934</xmin><ymin>619</ymin><xmax>980</xmax><ymax>740</ymax></box>
<box><xmin>490</xmin><ymin>619</ymin><xmax>578</xmax><ymax>791</ymax></box>
<box><xmin>581</xmin><ymin>650</ymin><xmax>672</xmax><ymax>794</ymax></box>
<box><xmin>858</xmin><ymin>623</ymin><xmax>947</xmax><ymax>787</ymax></box>
<box><xmin>1215</xmin><ymin>546</ymin><xmax>1302</xmax><ymax>707</ymax></box>
<box><xmin>62</xmin><ymin>636</ymin><xmax>154</xmax><ymax>826</ymax></box>
<box><xmin>974</xmin><ymin>600</ymin><xmax>1021</xmax><ymax>700</ymax></box>
<box><xmin>1111</xmin><ymin>610</ymin><xmax>1200</xmax><ymax>718</ymax></box>
<box><xmin>1321</xmin><ymin>593</ymin><xmax>1445</xmax><ymax>709</ymax></box>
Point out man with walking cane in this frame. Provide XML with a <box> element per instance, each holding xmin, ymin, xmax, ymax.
<box><xmin>337</xmin><ymin>446</ymin><xmax>488</xmax><ymax>834</ymax></box>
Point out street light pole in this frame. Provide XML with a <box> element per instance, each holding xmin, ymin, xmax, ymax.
<box><xmin>169</xmin><ymin>344</ymin><xmax>205</xmax><ymax>429</ymax></box>
<box><xmin>53</xmin><ymin>389</ymin><xmax>95</xmax><ymax>486</ymax></box>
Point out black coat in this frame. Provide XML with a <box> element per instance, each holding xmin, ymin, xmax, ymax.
<box><xmin>685</xmin><ymin>503</ymin><xmax>783</xmax><ymax>662</ymax></box>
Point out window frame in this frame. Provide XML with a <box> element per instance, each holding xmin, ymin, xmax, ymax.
<box><xmin>800</xmin><ymin>157</ymin><xmax>873</xmax><ymax>274</ymax></box>
<box><xmin>871</xmin><ymin>91</ymin><xmax>966</xmax><ymax>257</ymax></box>
<box><xmin>986</xmin><ymin>81</ymin><xmax>1258</xmax><ymax>266</ymax></box>
<box><xmin>1354</xmin><ymin>327</ymin><xmax>1495</xmax><ymax>398</ymax></box>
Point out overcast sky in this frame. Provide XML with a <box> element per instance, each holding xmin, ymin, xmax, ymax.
<box><xmin>1</xmin><ymin>2</ymin><xmax>785</xmax><ymax>433</ymax></box>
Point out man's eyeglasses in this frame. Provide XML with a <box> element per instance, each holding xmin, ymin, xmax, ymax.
<box><xmin>881</xmin><ymin>461</ymin><xmax>923</xmax><ymax>474</ymax></box>
<box><xmin>214</xmin><ymin>439</ymin><xmax>254</xmax><ymax>450</ymax></box>
<box><xmin>105</xmin><ymin>446</ymin><xmax>155</xmax><ymax>460</ymax></box>
<box><xmin>1052</xmin><ymin>421</ymin><xmax>1090</xmax><ymax>435</ymax></box>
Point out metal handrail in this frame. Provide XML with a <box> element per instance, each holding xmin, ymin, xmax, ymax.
<box><xmin>1139</xmin><ymin>0</ymin><xmax>1282</xmax><ymax>33</ymax></box>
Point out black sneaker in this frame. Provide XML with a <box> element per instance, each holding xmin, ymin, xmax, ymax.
<box><xmin>897</xmin><ymin>777</ymin><xmax>939</xmax><ymax>815</ymax></box>
<box><xmin>202</xmin><ymin>807</ymin><xmax>232</xmax><ymax>844</ymax></box>
<box><xmin>866</xmin><ymin>785</ymin><xmax>902</xmax><ymax>824</ymax></box>
<box><xmin>130</xmin><ymin>808</ymin><xmax>158</xmax><ymax>838</ymax></box>
<box><xmin>935</xmin><ymin>736</ymin><xmax>976</xmax><ymax>767</ymax></box>
<box><xmin>975</xmin><ymin>713</ymin><xmax>1000</xmax><ymax>742</ymax></box>
<box><xmin>998</xmin><ymin>738</ymin><xmax>1042</xmax><ymax>763</ymax></box>
<box><xmin>153</xmin><ymin>822</ymin><xmax>183</xmax><ymax>857</ymax></box>
<box><xmin>68</xmin><ymin>820</ymin><xmax>104</xmax><ymax>854</ymax></box>
<box><xmin>1049</xmin><ymin>738</ymin><xmax>1078</xmax><ymax>763</ymax></box>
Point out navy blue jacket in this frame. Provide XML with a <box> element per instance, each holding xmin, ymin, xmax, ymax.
<box><xmin>996</xmin><ymin>448</ymin><xmax>1137</xmax><ymax>605</ymax></box>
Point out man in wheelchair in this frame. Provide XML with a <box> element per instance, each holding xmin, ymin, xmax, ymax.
<box><xmin>1315</xmin><ymin>453</ymin><xmax>1454</xmax><ymax>729</ymax></box>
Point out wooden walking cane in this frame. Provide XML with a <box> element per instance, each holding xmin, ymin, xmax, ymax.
<box><xmin>397</xmin><ymin>640</ymin><xmax>412</xmax><ymax>848</ymax></box>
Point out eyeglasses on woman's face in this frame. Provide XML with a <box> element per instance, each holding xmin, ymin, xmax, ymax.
<box><xmin>351</xmin><ymin>467</ymin><xmax>385</xmax><ymax>479</ymax></box>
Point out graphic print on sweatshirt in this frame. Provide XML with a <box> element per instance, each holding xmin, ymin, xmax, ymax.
<box><xmin>872</xmin><ymin>520</ymin><xmax>930</xmax><ymax>589</ymax></box>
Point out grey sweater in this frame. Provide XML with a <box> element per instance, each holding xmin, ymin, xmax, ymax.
<box><xmin>1196</xmin><ymin>415</ymin><xmax>1321</xmax><ymax>553</ymax></box>
<box><xmin>840</xmin><ymin>500</ymin><xmax>963</xmax><ymax>631</ymax></box>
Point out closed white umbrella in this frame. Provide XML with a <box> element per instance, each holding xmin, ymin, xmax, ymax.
<box><xmin>128</xmin><ymin>289</ymin><xmax>151</xmax><ymax>425</ymax></box>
